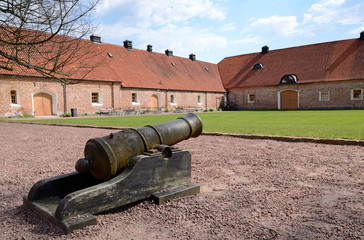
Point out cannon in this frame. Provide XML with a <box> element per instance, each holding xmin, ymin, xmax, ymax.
<box><xmin>75</xmin><ymin>112</ymin><xmax>202</xmax><ymax>181</ymax></box>
<box><xmin>23</xmin><ymin>113</ymin><xmax>202</xmax><ymax>233</ymax></box>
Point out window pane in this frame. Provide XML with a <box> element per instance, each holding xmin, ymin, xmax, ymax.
<box><xmin>10</xmin><ymin>90</ymin><xmax>17</xmax><ymax>104</ymax></box>
<box><xmin>320</xmin><ymin>91</ymin><xmax>329</xmax><ymax>101</ymax></box>
<box><xmin>92</xmin><ymin>92</ymin><xmax>99</xmax><ymax>103</ymax></box>
<box><xmin>248</xmin><ymin>94</ymin><xmax>255</xmax><ymax>102</ymax></box>
<box><xmin>132</xmin><ymin>93</ymin><xmax>137</xmax><ymax>102</ymax></box>
<box><xmin>353</xmin><ymin>90</ymin><xmax>361</xmax><ymax>99</ymax></box>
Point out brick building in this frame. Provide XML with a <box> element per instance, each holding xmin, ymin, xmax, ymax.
<box><xmin>218</xmin><ymin>32</ymin><xmax>364</xmax><ymax>110</ymax></box>
<box><xmin>2</xmin><ymin>32</ymin><xmax>364</xmax><ymax>116</ymax></box>
<box><xmin>0</xmin><ymin>38</ymin><xmax>225</xmax><ymax>116</ymax></box>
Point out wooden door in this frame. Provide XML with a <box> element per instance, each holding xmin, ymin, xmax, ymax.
<box><xmin>34</xmin><ymin>93</ymin><xmax>52</xmax><ymax>116</ymax></box>
<box><xmin>151</xmin><ymin>95</ymin><xmax>158</xmax><ymax>109</ymax></box>
<box><xmin>280</xmin><ymin>90</ymin><xmax>298</xmax><ymax>110</ymax></box>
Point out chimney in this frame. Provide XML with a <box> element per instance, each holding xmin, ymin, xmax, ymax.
<box><xmin>165</xmin><ymin>49</ymin><xmax>173</xmax><ymax>57</ymax></box>
<box><xmin>189</xmin><ymin>54</ymin><xmax>196</xmax><ymax>61</ymax></box>
<box><xmin>360</xmin><ymin>31</ymin><xmax>364</xmax><ymax>40</ymax></box>
<box><xmin>261</xmin><ymin>45</ymin><xmax>269</xmax><ymax>54</ymax></box>
<box><xmin>147</xmin><ymin>44</ymin><xmax>153</xmax><ymax>52</ymax></box>
<box><xmin>123</xmin><ymin>40</ymin><xmax>133</xmax><ymax>51</ymax></box>
<box><xmin>90</xmin><ymin>35</ymin><xmax>101</xmax><ymax>44</ymax></box>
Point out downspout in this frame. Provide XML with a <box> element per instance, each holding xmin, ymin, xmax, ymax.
<box><xmin>111</xmin><ymin>82</ymin><xmax>115</xmax><ymax>110</ymax></box>
<box><xmin>165</xmin><ymin>90</ymin><xmax>168</xmax><ymax>109</ymax></box>
<box><xmin>63</xmin><ymin>83</ymin><xmax>67</xmax><ymax>114</ymax></box>
<box><xmin>205</xmin><ymin>91</ymin><xmax>208</xmax><ymax>110</ymax></box>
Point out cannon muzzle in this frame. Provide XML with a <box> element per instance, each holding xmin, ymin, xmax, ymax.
<box><xmin>75</xmin><ymin>113</ymin><xmax>202</xmax><ymax>181</ymax></box>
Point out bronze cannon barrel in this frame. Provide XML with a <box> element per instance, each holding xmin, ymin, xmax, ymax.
<box><xmin>75</xmin><ymin>113</ymin><xmax>203</xmax><ymax>181</ymax></box>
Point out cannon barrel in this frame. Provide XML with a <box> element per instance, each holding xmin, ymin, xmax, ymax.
<box><xmin>75</xmin><ymin>113</ymin><xmax>203</xmax><ymax>181</ymax></box>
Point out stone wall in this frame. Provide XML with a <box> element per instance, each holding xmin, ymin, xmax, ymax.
<box><xmin>0</xmin><ymin>75</ymin><xmax>225</xmax><ymax>116</ymax></box>
<box><xmin>228</xmin><ymin>80</ymin><xmax>364</xmax><ymax>110</ymax></box>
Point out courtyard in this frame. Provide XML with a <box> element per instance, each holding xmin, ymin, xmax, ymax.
<box><xmin>0</xmin><ymin>122</ymin><xmax>363</xmax><ymax>239</ymax></box>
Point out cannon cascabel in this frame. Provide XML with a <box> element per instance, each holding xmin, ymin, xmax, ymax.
<box><xmin>75</xmin><ymin>113</ymin><xmax>203</xmax><ymax>181</ymax></box>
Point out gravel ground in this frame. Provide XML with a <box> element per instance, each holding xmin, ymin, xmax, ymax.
<box><xmin>0</xmin><ymin>122</ymin><xmax>363</xmax><ymax>240</ymax></box>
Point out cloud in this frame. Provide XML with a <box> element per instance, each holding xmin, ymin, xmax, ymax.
<box><xmin>219</xmin><ymin>23</ymin><xmax>236</xmax><ymax>32</ymax></box>
<box><xmin>96</xmin><ymin>0</ymin><xmax>226</xmax><ymax>27</ymax></box>
<box><xmin>99</xmin><ymin>23</ymin><xmax>227</xmax><ymax>60</ymax></box>
<box><xmin>93</xmin><ymin>0</ymin><xmax>227</xmax><ymax>63</ymax></box>
<box><xmin>304</xmin><ymin>0</ymin><xmax>364</xmax><ymax>25</ymax></box>
<box><xmin>232</xmin><ymin>35</ymin><xmax>265</xmax><ymax>45</ymax></box>
<box><xmin>350</xmin><ymin>25</ymin><xmax>364</xmax><ymax>35</ymax></box>
<box><xmin>250</xmin><ymin>15</ymin><xmax>304</xmax><ymax>37</ymax></box>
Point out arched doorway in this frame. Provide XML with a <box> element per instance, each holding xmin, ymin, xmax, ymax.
<box><xmin>33</xmin><ymin>93</ymin><xmax>53</xmax><ymax>115</ymax></box>
<box><xmin>280</xmin><ymin>90</ymin><xmax>298</xmax><ymax>110</ymax></box>
<box><xmin>151</xmin><ymin>95</ymin><xmax>159</xmax><ymax>109</ymax></box>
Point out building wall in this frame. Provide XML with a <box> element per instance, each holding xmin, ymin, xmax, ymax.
<box><xmin>0</xmin><ymin>75</ymin><xmax>225</xmax><ymax>116</ymax></box>
<box><xmin>0</xmin><ymin>75</ymin><xmax>65</xmax><ymax>116</ymax></box>
<box><xmin>119</xmin><ymin>88</ymin><xmax>224</xmax><ymax>110</ymax></box>
<box><xmin>228</xmin><ymin>80</ymin><xmax>364</xmax><ymax>110</ymax></box>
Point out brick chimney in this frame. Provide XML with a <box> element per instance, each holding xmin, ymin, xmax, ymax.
<box><xmin>147</xmin><ymin>44</ymin><xmax>153</xmax><ymax>52</ymax></box>
<box><xmin>124</xmin><ymin>40</ymin><xmax>133</xmax><ymax>51</ymax></box>
<box><xmin>189</xmin><ymin>54</ymin><xmax>196</xmax><ymax>61</ymax></box>
<box><xmin>261</xmin><ymin>45</ymin><xmax>269</xmax><ymax>54</ymax></box>
<box><xmin>90</xmin><ymin>35</ymin><xmax>101</xmax><ymax>44</ymax></box>
<box><xmin>165</xmin><ymin>49</ymin><xmax>173</xmax><ymax>57</ymax></box>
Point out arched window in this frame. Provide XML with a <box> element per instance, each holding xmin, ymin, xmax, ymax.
<box><xmin>252</xmin><ymin>63</ymin><xmax>264</xmax><ymax>70</ymax></box>
<box><xmin>280</xmin><ymin>74</ymin><xmax>298</xmax><ymax>84</ymax></box>
<box><xmin>10</xmin><ymin>90</ymin><xmax>17</xmax><ymax>104</ymax></box>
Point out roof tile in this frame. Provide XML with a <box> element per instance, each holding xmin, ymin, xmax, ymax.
<box><xmin>218</xmin><ymin>38</ymin><xmax>364</xmax><ymax>89</ymax></box>
<box><xmin>1</xmin><ymin>38</ymin><xmax>225</xmax><ymax>93</ymax></box>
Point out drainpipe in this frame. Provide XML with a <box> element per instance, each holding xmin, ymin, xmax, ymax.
<box><xmin>165</xmin><ymin>90</ymin><xmax>168</xmax><ymax>109</ymax></box>
<box><xmin>111</xmin><ymin>82</ymin><xmax>115</xmax><ymax>110</ymax></box>
<box><xmin>205</xmin><ymin>91</ymin><xmax>208</xmax><ymax>110</ymax></box>
<box><xmin>63</xmin><ymin>83</ymin><xmax>67</xmax><ymax>114</ymax></box>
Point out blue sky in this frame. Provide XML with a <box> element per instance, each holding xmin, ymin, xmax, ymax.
<box><xmin>92</xmin><ymin>0</ymin><xmax>364</xmax><ymax>63</ymax></box>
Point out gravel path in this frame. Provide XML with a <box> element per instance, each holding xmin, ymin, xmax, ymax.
<box><xmin>0</xmin><ymin>122</ymin><xmax>363</xmax><ymax>239</ymax></box>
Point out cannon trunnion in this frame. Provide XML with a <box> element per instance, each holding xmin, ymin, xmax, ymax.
<box><xmin>23</xmin><ymin>113</ymin><xmax>202</xmax><ymax>233</ymax></box>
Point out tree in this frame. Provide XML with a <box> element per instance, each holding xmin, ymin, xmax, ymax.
<box><xmin>0</xmin><ymin>0</ymin><xmax>100</xmax><ymax>83</ymax></box>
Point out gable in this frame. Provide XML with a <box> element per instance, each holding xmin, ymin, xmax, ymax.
<box><xmin>218</xmin><ymin>38</ymin><xmax>364</xmax><ymax>89</ymax></box>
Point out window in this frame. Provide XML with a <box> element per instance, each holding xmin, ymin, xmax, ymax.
<box><xmin>198</xmin><ymin>95</ymin><xmax>203</xmax><ymax>105</ymax></box>
<box><xmin>252</xmin><ymin>63</ymin><xmax>263</xmax><ymax>70</ymax></box>
<box><xmin>92</xmin><ymin>92</ymin><xmax>99</xmax><ymax>103</ymax></box>
<box><xmin>351</xmin><ymin>89</ymin><xmax>363</xmax><ymax>100</ymax></box>
<box><xmin>319</xmin><ymin>90</ymin><xmax>330</xmax><ymax>101</ymax></box>
<box><xmin>91</xmin><ymin>92</ymin><xmax>102</xmax><ymax>106</ymax></box>
<box><xmin>280</xmin><ymin>74</ymin><xmax>298</xmax><ymax>84</ymax></box>
<box><xmin>248</xmin><ymin>93</ymin><xmax>255</xmax><ymax>103</ymax></box>
<box><xmin>10</xmin><ymin>90</ymin><xmax>17</xmax><ymax>104</ymax></box>
<box><xmin>170</xmin><ymin>94</ymin><xmax>177</xmax><ymax>105</ymax></box>
<box><xmin>132</xmin><ymin>93</ymin><xmax>140</xmax><ymax>105</ymax></box>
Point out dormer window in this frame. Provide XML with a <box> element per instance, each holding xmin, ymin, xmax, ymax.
<box><xmin>280</xmin><ymin>74</ymin><xmax>298</xmax><ymax>84</ymax></box>
<box><xmin>252</xmin><ymin>63</ymin><xmax>263</xmax><ymax>70</ymax></box>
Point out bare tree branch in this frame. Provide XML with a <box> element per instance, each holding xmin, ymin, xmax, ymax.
<box><xmin>0</xmin><ymin>0</ymin><xmax>101</xmax><ymax>81</ymax></box>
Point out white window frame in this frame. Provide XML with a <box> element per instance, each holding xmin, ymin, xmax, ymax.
<box><xmin>91</xmin><ymin>92</ymin><xmax>103</xmax><ymax>106</ymax></box>
<box><xmin>10</xmin><ymin>90</ymin><xmax>21</xmax><ymax>108</ymax></box>
<box><xmin>131</xmin><ymin>92</ymin><xmax>140</xmax><ymax>105</ymax></box>
<box><xmin>198</xmin><ymin>95</ymin><xmax>203</xmax><ymax>105</ymax></box>
<box><xmin>170</xmin><ymin>94</ymin><xmax>177</xmax><ymax>106</ymax></box>
<box><xmin>351</xmin><ymin>89</ymin><xmax>363</xmax><ymax>100</ymax></box>
<box><xmin>248</xmin><ymin>93</ymin><xmax>255</xmax><ymax>103</ymax></box>
<box><xmin>319</xmin><ymin>90</ymin><xmax>330</xmax><ymax>101</ymax></box>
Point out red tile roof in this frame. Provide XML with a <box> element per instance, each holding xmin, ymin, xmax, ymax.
<box><xmin>0</xmin><ymin>39</ymin><xmax>225</xmax><ymax>93</ymax></box>
<box><xmin>218</xmin><ymin>38</ymin><xmax>364</xmax><ymax>89</ymax></box>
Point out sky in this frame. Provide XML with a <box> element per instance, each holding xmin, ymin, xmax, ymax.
<box><xmin>92</xmin><ymin>0</ymin><xmax>364</xmax><ymax>63</ymax></box>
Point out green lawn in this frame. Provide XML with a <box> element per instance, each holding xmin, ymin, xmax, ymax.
<box><xmin>5</xmin><ymin>110</ymin><xmax>364</xmax><ymax>139</ymax></box>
